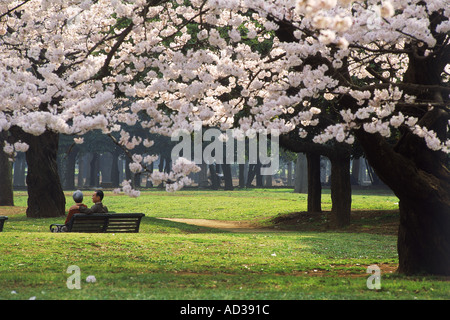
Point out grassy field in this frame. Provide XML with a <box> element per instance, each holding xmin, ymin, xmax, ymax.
<box><xmin>0</xmin><ymin>188</ymin><xmax>449</xmax><ymax>301</ymax></box>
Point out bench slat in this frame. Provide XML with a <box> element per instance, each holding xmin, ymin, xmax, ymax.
<box><xmin>107</xmin><ymin>225</ymin><xmax>139</xmax><ymax>229</ymax></box>
<box><xmin>107</xmin><ymin>221</ymin><xmax>140</xmax><ymax>224</ymax></box>
<box><xmin>107</xmin><ymin>226</ymin><xmax>139</xmax><ymax>229</ymax></box>
<box><xmin>109</xmin><ymin>226</ymin><xmax>138</xmax><ymax>228</ymax></box>
<box><xmin>65</xmin><ymin>213</ymin><xmax>144</xmax><ymax>233</ymax></box>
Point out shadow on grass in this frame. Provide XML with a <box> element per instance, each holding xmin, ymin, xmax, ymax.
<box><xmin>269</xmin><ymin>210</ymin><xmax>400</xmax><ymax>235</ymax></box>
<box><xmin>139</xmin><ymin>217</ymin><xmax>227</xmax><ymax>234</ymax></box>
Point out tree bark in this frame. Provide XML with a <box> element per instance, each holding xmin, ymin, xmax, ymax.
<box><xmin>134</xmin><ymin>172</ymin><xmax>141</xmax><ymax>188</ymax></box>
<box><xmin>209</xmin><ymin>164</ymin><xmax>219</xmax><ymax>190</ymax></box>
<box><xmin>287</xmin><ymin>161</ymin><xmax>293</xmax><ymax>186</ymax></box>
<box><xmin>13</xmin><ymin>153</ymin><xmax>26</xmax><ymax>187</ymax></box>
<box><xmin>0</xmin><ymin>132</ymin><xmax>14</xmax><ymax>206</ymax></box>
<box><xmin>307</xmin><ymin>152</ymin><xmax>321</xmax><ymax>213</ymax></box>
<box><xmin>329</xmin><ymin>152</ymin><xmax>352</xmax><ymax>228</ymax></box>
<box><xmin>264</xmin><ymin>171</ymin><xmax>272</xmax><ymax>187</ymax></box>
<box><xmin>350</xmin><ymin>158</ymin><xmax>360</xmax><ymax>185</ymax></box>
<box><xmin>238</xmin><ymin>163</ymin><xmax>245</xmax><ymax>188</ymax></box>
<box><xmin>125</xmin><ymin>156</ymin><xmax>132</xmax><ymax>181</ymax></box>
<box><xmin>23</xmin><ymin>131</ymin><xmax>65</xmax><ymax>218</ymax></box>
<box><xmin>64</xmin><ymin>145</ymin><xmax>79</xmax><ymax>190</ymax></box>
<box><xmin>78</xmin><ymin>153</ymin><xmax>89</xmax><ymax>188</ymax></box>
<box><xmin>89</xmin><ymin>152</ymin><xmax>99</xmax><ymax>187</ymax></box>
<box><xmin>146</xmin><ymin>162</ymin><xmax>154</xmax><ymax>188</ymax></box>
<box><xmin>294</xmin><ymin>153</ymin><xmax>307</xmax><ymax>193</ymax></box>
<box><xmin>111</xmin><ymin>151</ymin><xmax>120</xmax><ymax>187</ymax></box>
<box><xmin>222</xmin><ymin>163</ymin><xmax>234</xmax><ymax>190</ymax></box>
<box><xmin>355</xmin><ymin>121</ymin><xmax>450</xmax><ymax>275</ymax></box>
<box><xmin>246</xmin><ymin>164</ymin><xmax>256</xmax><ymax>187</ymax></box>
<box><xmin>397</xmin><ymin>197</ymin><xmax>450</xmax><ymax>275</ymax></box>
<box><xmin>255</xmin><ymin>162</ymin><xmax>263</xmax><ymax>187</ymax></box>
<box><xmin>198</xmin><ymin>163</ymin><xmax>209</xmax><ymax>188</ymax></box>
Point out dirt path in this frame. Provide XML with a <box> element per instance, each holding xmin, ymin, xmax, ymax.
<box><xmin>161</xmin><ymin>210</ymin><xmax>400</xmax><ymax>235</ymax></box>
<box><xmin>160</xmin><ymin>218</ymin><xmax>281</xmax><ymax>233</ymax></box>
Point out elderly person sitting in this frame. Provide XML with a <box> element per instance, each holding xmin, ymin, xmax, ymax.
<box><xmin>65</xmin><ymin>190</ymin><xmax>88</xmax><ymax>225</ymax></box>
<box><xmin>75</xmin><ymin>190</ymin><xmax>108</xmax><ymax>214</ymax></box>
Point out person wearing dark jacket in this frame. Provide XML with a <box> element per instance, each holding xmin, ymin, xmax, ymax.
<box><xmin>76</xmin><ymin>190</ymin><xmax>108</xmax><ymax>214</ymax></box>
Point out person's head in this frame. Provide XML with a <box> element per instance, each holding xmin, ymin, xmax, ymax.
<box><xmin>73</xmin><ymin>190</ymin><xmax>83</xmax><ymax>204</ymax></box>
<box><xmin>92</xmin><ymin>190</ymin><xmax>104</xmax><ymax>203</ymax></box>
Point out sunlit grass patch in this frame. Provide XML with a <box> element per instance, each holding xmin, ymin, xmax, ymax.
<box><xmin>1</xmin><ymin>188</ymin><xmax>448</xmax><ymax>300</ymax></box>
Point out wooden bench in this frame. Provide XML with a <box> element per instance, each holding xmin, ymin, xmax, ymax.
<box><xmin>0</xmin><ymin>216</ymin><xmax>8</xmax><ymax>232</ymax></box>
<box><xmin>50</xmin><ymin>213</ymin><xmax>145</xmax><ymax>233</ymax></box>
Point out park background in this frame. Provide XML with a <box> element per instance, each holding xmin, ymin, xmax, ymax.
<box><xmin>1</xmin><ymin>133</ymin><xmax>449</xmax><ymax>300</ymax></box>
<box><xmin>0</xmin><ymin>0</ymin><xmax>449</xmax><ymax>302</ymax></box>
<box><xmin>10</xmin><ymin>132</ymin><xmax>380</xmax><ymax>192</ymax></box>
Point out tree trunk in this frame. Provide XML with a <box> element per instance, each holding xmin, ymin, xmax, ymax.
<box><xmin>111</xmin><ymin>151</ymin><xmax>120</xmax><ymax>187</ymax></box>
<box><xmin>198</xmin><ymin>163</ymin><xmax>209</xmax><ymax>188</ymax></box>
<box><xmin>163</xmin><ymin>154</ymin><xmax>172</xmax><ymax>173</ymax></box>
<box><xmin>209</xmin><ymin>164</ymin><xmax>219</xmax><ymax>190</ymax></box>
<box><xmin>397</xmin><ymin>198</ymin><xmax>450</xmax><ymax>275</ymax></box>
<box><xmin>307</xmin><ymin>153</ymin><xmax>321</xmax><ymax>213</ymax></box>
<box><xmin>238</xmin><ymin>163</ymin><xmax>245</xmax><ymax>188</ymax></box>
<box><xmin>255</xmin><ymin>162</ymin><xmax>263</xmax><ymax>187</ymax></box>
<box><xmin>125</xmin><ymin>156</ymin><xmax>132</xmax><ymax>181</ymax></box>
<box><xmin>64</xmin><ymin>145</ymin><xmax>79</xmax><ymax>190</ymax></box>
<box><xmin>77</xmin><ymin>153</ymin><xmax>88</xmax><ymax>188</ymax></box>
<box><xmin>350</xmin><ymin>158</ymin><xmax>360</xmax><ymax>185</ymax></box>
<box><xmin>0</xmin><ymin>132</ymin><xmax>14</xmax><ymax>206</ymax></box>
<box><xmin>278</xmin><ymin>135</ymin><xmax>352</xmax><ymax>224</ymax></box>
<box><xmin>146</xmin><ymin>162</ymin><xmax>154</xmax><ymax>187</ymax></box>
<box><xmin>329</xmin><ymin>152</ymin><xmax>352</xmax><ymax>227</ymax></box>
<box><xmin>264</xmin><ymin>171</ymin><xmax>272</xmax><ymax>187</ymax></box>
<box><xmin>134</xmin><ymin>172</ymin><xmax>141</xmax><ymax>188</ymax></box>
<box><xmin>287</xmin><ymin>161</ymin><xmax>293</xmax><ymax>186</ymax></box>
<box><xmin>246</xmin><ymin>164</ymin><xmax>256</xmax><ymax>187</ymax></box>
<box><xmin>355</xmin><ymin>114</ymin><xmax>450</xmax><ymax>275</ymax></box>
<box><xmin>222</xmin><ymin>163</ymin><xmax>234</xmax><ymax>190</ymax></box>
<box><xmin>13</xmin><ymin>153</ymin><xmax>26</xmax><ymax>187</ymax></box>
<box><xmin>89</xmin><ymin>152</ymin><xmax>99</xmax><ymax>187</ymax></box>
<box><xmin>294</xmin><ymin>153</ymin><xmax>307</xmax><ymax>193</ymax></box>
<box><xmin>99</xmin><ymin>153</ymin><xmax>112</xmax><ymax>185</ymax></box>
<box><xmin>24</xmin><ymin>131</ymin><xmax>65</xmax><ymax>218</ymax></box>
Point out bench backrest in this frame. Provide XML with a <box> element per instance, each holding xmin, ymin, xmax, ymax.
<box><xmin>0</xmin><ymin>216</ymin><xmax>8</xmax><ymax>232</ymax></box>
<box><xmin>67</xmin><ymin>213</ymin><xmax>144</xmax><ymax>233</ymax></box>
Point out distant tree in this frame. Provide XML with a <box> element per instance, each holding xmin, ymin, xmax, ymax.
<box><xmin>0</xmin><ymin>131</ymin><xmax>13</xmax><ymax>206</ymax></box>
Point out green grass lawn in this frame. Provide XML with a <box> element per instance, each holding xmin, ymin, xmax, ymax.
<box><xmin>11</xmin><ymin>187</ymin><xmax>400</xmax><ymax>220</ymax></box>
<box><xmin>0</xmin><ymin>188</ymin><xmax>448</xmax><ymax>301</ymax></box>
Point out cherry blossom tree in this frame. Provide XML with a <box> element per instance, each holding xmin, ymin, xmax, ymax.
<box><xmin>0</xmin><ymin>0</ymin><xmax>449</xmax><ymax>275</ymax></box>
<box><xmin>276</xmin><ymin>0</ymin><xmax>449</xmax><ymax>276</ymax></box>
<box><xmin>0</xmin><ymin>0</ymin><xmax>201</xmax><ymax>216</ymax></box>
